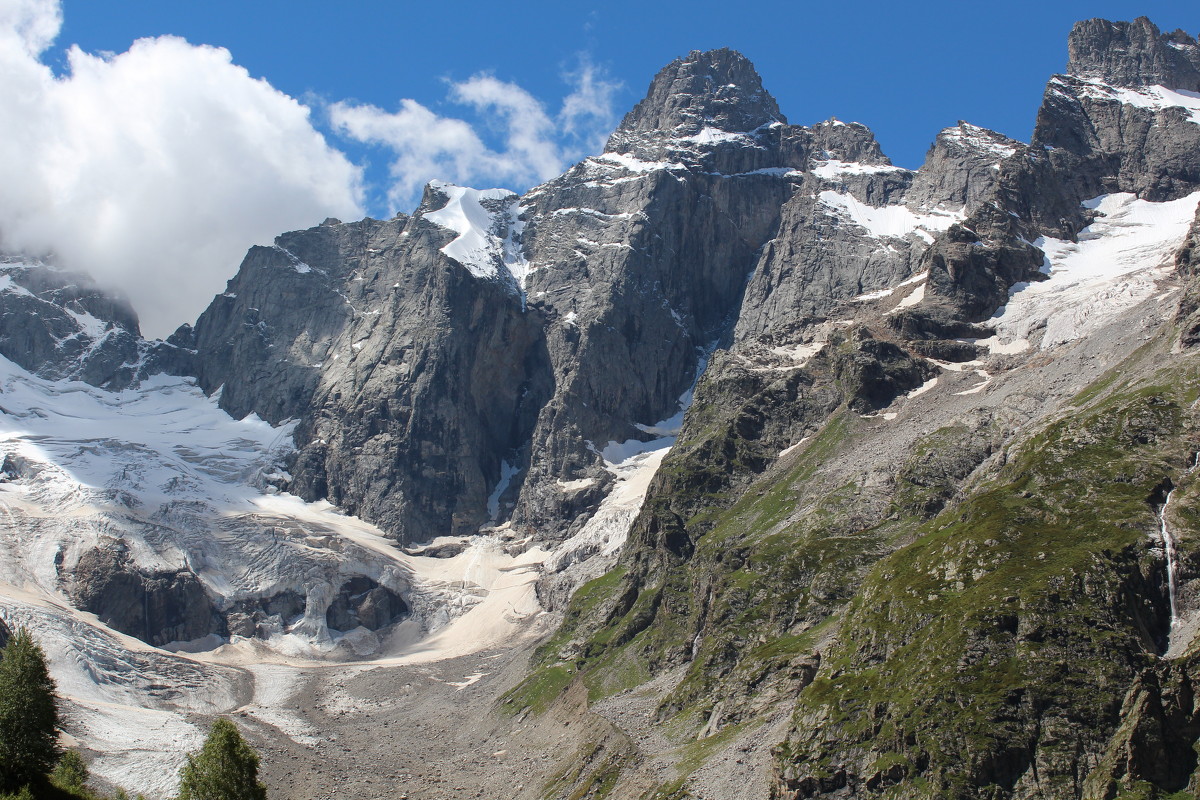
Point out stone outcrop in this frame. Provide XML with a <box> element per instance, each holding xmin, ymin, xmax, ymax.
<box><xmin>66</xmin><ymin>541</ymin><xmax>410</xmax><ymax>647</ymax></box>
<box><xmin>69</xmin><ymin>543</ymin><xmax>224</xmax><ymax>647</ymax></box>
<box><xmin>1035</xmin><ymin>18</ymin><xmax>1200</xmax><ymax>203</ymax></box>
<box><xmin>1174</xmin><ymin>203</ymin><xmax>1200</xmax><ymax>346</ymax></box>
<box><xmin>0</xmin><ymin>259</ymin><xmax>191</xmax><ymax>389</ymax></box>
<box><xmin>190</xmin><ymin>208</ymin><xmax>549</xmax><ymax>543</ymax></box>
<box><xmin>1066</xmin><ymin>16</ymin><xmax>1200</xmax><ymax>91</ymax></box>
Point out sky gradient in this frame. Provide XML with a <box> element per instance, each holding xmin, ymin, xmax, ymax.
<box><xmin>56</xmin><ymin>1</ymin><xmax>1198</xmax><ymax>178</ymax></box>
<box><xmin>1</xmin><ymin>0</ymin><xmax>1194</xmax><ymax>336</ymax></box>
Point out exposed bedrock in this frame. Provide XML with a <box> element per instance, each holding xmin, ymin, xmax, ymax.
<box><xmin>66</xmin><ymin>543</ymin><xmax>409</xmax><ymax>646</ymax></box>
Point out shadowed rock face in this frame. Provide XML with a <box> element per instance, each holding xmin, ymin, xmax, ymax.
<box><xmin>1066</xmin><ymin>16</ymin><xmax>1200</xmax><ymax>91</ymax></box>
<box><xmin>188</xmin><ymin>210</ymin><xmax>551</xmax><ymax>543</ymax></box>
<box><xmin>224</xmin><ymin>592</ymin><xmax>307</xmax><ymax>639</ymax></box>
<box><xmin>1174</xmin><ymin>204</ymin><xmax>1200</xmax><ymax>347</ymax></box>
<box><xmin>0</xmin><ymin>260</ymin><xmax>192</xmax><ymax>390</ymax></box>
<box><xmin>0</xmin><ymin>617</ymin><xmax>9</xmax><ymax>649</ymax></box>
<box><xmin>68</xmin><ymin>545</ymin><xmax>224</xmax><ymax>647</ymax></box>
<box><xmin>67</xmin><ymin>542</ymin><xmax>410</xmax><ymax>646</ymax></box>
<box><xmin>325</xmin><ymin>576</ymin><xmax>407</xmax><ymax>633</ymax></box>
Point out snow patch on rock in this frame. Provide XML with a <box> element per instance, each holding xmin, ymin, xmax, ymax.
<box><xmin>819</xmin><ymin>191</ymin><xmax>962</xmax><ymax>240</ymax></box>
<box><xmin>987</xmin><ymin>191</ymin><xmax>1200</xmax><ymax>350</ymax></box>
<box><xmin>423</xmin><ymin>181</ymin><xmax>530</xmax><ymax>288</ymax></box>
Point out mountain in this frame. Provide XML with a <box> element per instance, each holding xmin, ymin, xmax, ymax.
<box><xmin>1</xmin><ymin>15</ymin><xmax>1199</xmax><ymax>800</ymax></box>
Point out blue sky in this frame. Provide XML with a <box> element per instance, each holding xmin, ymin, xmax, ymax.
<box><xmin>2</xmin><ymin>0</ymin><xmax>1194</xmax><ymax>336</ymax></box>
<box><xmin>55</xmin><ymin>0</ymin><xmax>1196</xmax><ymax>202</ymax></box>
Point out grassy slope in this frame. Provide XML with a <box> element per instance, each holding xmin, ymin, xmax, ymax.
<box><xmin>506</xmin><ymin>335</ymin><xmax>1200</xmax><ymax>799</ymax></box>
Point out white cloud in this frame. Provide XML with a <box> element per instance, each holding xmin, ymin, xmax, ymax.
<box><xmin>451</xmin><ymin>74</ymin><xmax>564</xmax><ymax>184</ymax></box>
<box><xmin>559</xmin><ymin>58</ymin><xmax>622</xmax><ymax>151</ymax></box>
<box><xmin>330</xmin><ymin>61</ymin><xmax>621</xmax><ymax>213</ymax></box>
<box><xmin>0</xmin><ymin>0</ymin><xmax>364</xmax><ymax>337</ymax></box>
<box><xmin>0</xmin><ymin>0</ymin><xmax>60</xmax><ymax>55</ymax></box>
<box><xmin>0</xmin><ymin>2</ymin><xmax>621</xmax><ymax>338</ymax></box>
<box><xmin>329</xmin><ymin>97</ymin><xmax>499</xmax><ymax>212</ymax></box>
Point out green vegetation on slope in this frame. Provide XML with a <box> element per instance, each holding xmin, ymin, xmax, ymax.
<box><xmin>779</xmin><ymin>375</ymin><xmax>1200</xmax><ymax>799</ymax></box>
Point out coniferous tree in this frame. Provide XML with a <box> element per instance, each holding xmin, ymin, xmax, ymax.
<box><xmin>51</xmin><ymin>750</ymin><xmax>89</xmax><ymax>793</ymax></box>
<box><xmin>177</xmin><ymin>719</ymin><xmax>267</xmax><ymax>800</ymax></box>
<box><xmin>0</xmin><ymin>628</ymin><xmax>60</xmax><ymax>792</ymax></box>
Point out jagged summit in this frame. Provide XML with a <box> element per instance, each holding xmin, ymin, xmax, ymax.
<box><xmin>8</xmin><ymin>15</ymin><xmax>1200</xmax><ymax>800</ymax></box>
<box><xmin>1067</xmin><ymin>16</ymin><xmax>1200</xmax><ymax>90</ymax></box>
<box><xmin>607</xmin><ymin>47</ymin><xmax>784</xmax><ymax>146</ymax></box>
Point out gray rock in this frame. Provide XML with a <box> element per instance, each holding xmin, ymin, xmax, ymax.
<box><xmin>0</xmin><ymin>260</ymin><xmax>143</xmax><ymax>389</ymax></box>
<box><xmin>1066</xmin><ymin>16</ymin><xmax>1200</xmax><ymax>91</ymax></box>
<box><xmin>324</xmin><ymin>576</ymin><xmax>407</xmax><ymax>632</ymax></box>
<box><xmin>1033</xmin><ymin>19</ymin><xmax>1200</xmax><ymax>205</ymax></box>
<box><xmin>190</xmin><ymin>206</ymin><xmax>549</xmax><ymax>544</ymax></box>
<box><xmin>607</xmin><ymin>48</ymin><xmax>785</xmax><ymax>145</ymax></box>
<box><xmin>916</xmin><ymin>202</ymin><xmax>1047</xmax><ymax>324</ymax></box>
<box><xmin>1173</xmin><ymin>203</ymin><xmax>1200</xmax><ymax>346</ymax></box>
<box><xmin>67</xmin><ymin>542</ymin><xmax>224</xmax><ymax>647</ymax></box>
<box><xmin>905</xmin><ymin>122</ymin><xmax>1025</xmax><ymax>213</ymax></box>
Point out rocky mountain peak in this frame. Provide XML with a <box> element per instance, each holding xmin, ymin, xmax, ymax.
<box><xmin>607</xmin><ymin>48</ymin><xmax>784</xmax><ymax>147</ymax></box>
<box><xmin>1066</xmin><ymin>16</ymin><xmax>1200</xmax><ymax>90</ymax></box>
<box><xmin>806</xmin><ymin>118</ymin><xmax>891</xmax><ymax>166</ymax></box>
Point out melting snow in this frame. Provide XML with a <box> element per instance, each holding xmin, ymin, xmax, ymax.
<box><xmin>594</xmin><ymin>152</ymin><xmax>686</xmax><ymax>174</ymax></box>
<box><xmin>682</xmin><ymin>127</ymin><xmax>756</xmax><ymax>145</ymax></box>
<box><xmin>819</xmin><ymin>191</ymin><xmax>962</xmax><ymax>240</ymax></box>
<box><xmin>1073</xmin><ymin>77</ymin><xmax>1200</xmax><ymax>124</ymax></box>
<box><xmin>778</xmin><ymin>436</ymin><xmax>811</xmax><ymax>458</ymax></box>
<box><xmin>811</xmin><ymin>160</ymin><xmax>909</xmax><ymax>180</ymax></box>
<box><xmin>852</xmin><ymin>270</ymin><xmax>929</xmax><ymax>303</ymax></box>
<box><xmin>987</xmin><ymin>191</ymin><xmax>1200</xmax><ymax>350</ymax></box>
<box><xmin>894</xmin><ymin>283</ymin><xmax>926</xmax><ymax>309</ymax></box>
<box><xmin>907</xmin><ymin>376</ymin><xmax>939</xmax><ymax>399</ymax></box>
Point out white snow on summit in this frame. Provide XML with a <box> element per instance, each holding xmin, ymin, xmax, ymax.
<box><xmin>937</xmin><ymin>123</ymin><xmax>1021</xmax><ymax>159</ymax></box>
<box><xmin>1065</xmin><ymin>76</ymin><xmax>1200</xmax><ymax>124</ymax></box>
<box><xmin>423</xmin><ymin>181</ymin><xmax>531</xmax><ymax>287</ymax></box>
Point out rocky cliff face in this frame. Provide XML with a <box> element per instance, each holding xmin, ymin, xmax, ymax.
<box><xmin>0</xmin><ymin>258</ymin><xmax>190</xmax><ymax>389</ymax></box>
<box><xmin>188</xmin><ymin>49</ymin><xmax>821</xmax><ymax>545</ymax></box>
<box><xmin>500</xmin><ymin>16</ymin><xmax>1200</xmax><ymax>800</ymax></box>
<box><xmin>6</xmin><ymin>15</ymin><xmax>1200</xmax><ymax>800</ymax></box>
<box><xmin>1066</xmin><ymin>16</ymin><xmax>1200</xmax><ymax>91</ymax></box>
<box><xmin>1035</xmin><ymin>18</ymin><xmax>1200</xmax><ymax>204</ymax></box>
<box><xmin>188</xmin><ymin>201</ymin><xmax>549</xmax><ymax>543</ymax></box>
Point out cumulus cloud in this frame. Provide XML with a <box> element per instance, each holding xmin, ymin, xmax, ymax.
<box><xmin>330</xmin><ymin>60</ymin><xmax>621</xmax><ymax>211</ymax></box>
<box><xmin>0</xmin><ymin>0</ymin><xmax>364</xmax><ymax>337</ymax></box>
<box><xmin>0</xmin><ymin>1</ymin><xmax>620</xmax><ymax>337</ymax></box>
